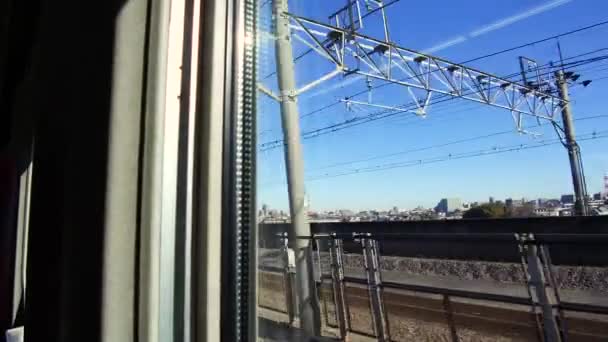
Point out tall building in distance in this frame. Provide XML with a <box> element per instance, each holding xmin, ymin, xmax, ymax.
<box><xmin>435</xmin><ymin>198</ymin><xmax>462</xmax><ymax>214</ymax></box>
<box><xmin>561</xmin><ymin>194</ymin><xmax>575</xmax><ymax>204</ymax></box>
<box><xmin>604</xmin><ymin>172</ymin><xmax>608</xmax><ymax>199</ymax></box>
<box><xmin>505</xmin><ymin>198</ymin><xmax>523</xmax><ymax>208</ymax></box>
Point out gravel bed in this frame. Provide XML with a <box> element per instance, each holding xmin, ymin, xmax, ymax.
<box><xmin>260</xmin><ymin>249</ymin><xmax>608</xmax><ymax>293</ymax></box>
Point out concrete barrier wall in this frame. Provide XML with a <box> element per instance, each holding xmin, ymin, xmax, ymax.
<box><xmin>260</xmin><ymin>217</ymin><xmax>608</xmax><ymax>265</ymax></box>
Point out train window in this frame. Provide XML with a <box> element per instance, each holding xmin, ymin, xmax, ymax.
<box><xmin>2</xmin><ymin>0</ymin><xmax>607</xmax><ymax>341</ymax></box>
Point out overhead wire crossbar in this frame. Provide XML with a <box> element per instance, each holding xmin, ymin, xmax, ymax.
<box><xmin>286</xmin><ymin>10</ymin><xmax>565</xmax><ymax>131</ymax></box>
<box><xmin>259</xmin><ymin>52</ymin><xmax>608</xmax><ymax>150</ymax></box>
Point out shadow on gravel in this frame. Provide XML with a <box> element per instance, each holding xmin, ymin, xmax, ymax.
<box><xmin>258</xmin><ymin>317</ymin><xmax>338</xmax><ymax>341</ymax></box>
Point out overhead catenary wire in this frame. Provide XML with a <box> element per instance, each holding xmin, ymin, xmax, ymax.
<box><xmin>306</xmin><ymin>114</ymin><xmax>608</xmax><ymax>171</ymax></box>
<box><xmin>290</xmin><ymin>48</ymin><xmax>607</xmax><ymax>125</ymax></box>
<box><xmin>260</xmin><ymin>54</ymin><xmax>608</xmax><ymax>150</ymax></box>
<box><xmin>305</xmin><ymin>130</ymin><xmax>608</xmax><ymax>181</ymax></box>
<box><xmin>591</xmin><ymin>75</ymin><xmax>608</xmax><ymax>83</ymax></box>
<box><xmin>294</xmin><ymin>20</ymin><xmax>608</xmax><ymax>120</ymax></box>
<box><xmin>355</xmin><ymin>54</ymin><xmax>608</xmax><ymax>126</ymax></box>
<box><xmin>567</xmin><ymin>61</ymin><xmax>608</xmax><ymax>74</ymax></box>
<box><xmin>258</xmin><ymin>14</ymin><xmax>598</xmax><ymax>198</ymax></box>
<box><xmin>297</xmin><ymin>50</ymin><xmax>608</xmax><ymax>121</ymax></box>
<box><xmin>259</xmin><ymin>47</ymin><xmax>608</xmax><ymax>141</ymax></box>
<box><xmin>461</xmin><ymin>20</ymin><xmax>608</xmax><ymax>63</ymax></box>
<box><xmin>262</xmin><ymin>52</ymin><xmax>608</xmax><ymax>147</ymax></box>
<box><xmin>260</xmin><ymin>0</ymin><xmax>402</xmax><ymax>80</ymax></box>
<box><xmin>262</xmin><ymin>16</ymin><xmax>608</xmax><ymax>92</ymax></box>
<box><xmin>266</xmin><ymin>100</ymin><xmax>483</xmax><ymax>147</ymax></box>
<box><xmin>260</xmin><ymin>130</ymin><xmax>608</xmax><ymax>187</ymax></box>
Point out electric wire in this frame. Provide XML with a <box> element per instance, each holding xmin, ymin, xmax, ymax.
<box><xmin>260</xmin><ymin>21</ymin><xmax>608</xmax><ymax>119</ymax></box>
<box><xmin>260</xmin><ymin>54</ymin><xmax>608</xmax><ymax>150</ymax></box>
<box><xmin>307</xmin><ymin>114</ymin><xmax>608</xmax><ymax>171</ymax></box>
<box><xmin>298</xmin><ymin>49</ymin><xmax>608</xmax><ymax>119</ymax></box>
<box><xmin>305</xmin><ymin>130</ymin><xmax>608</xmax><ymax>181</ymax></box>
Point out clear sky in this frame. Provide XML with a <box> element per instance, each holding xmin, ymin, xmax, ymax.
<box><xmin>257</xmin><ymin>0</ymin><xmax>608</xmax><ymax>211</ymax></box>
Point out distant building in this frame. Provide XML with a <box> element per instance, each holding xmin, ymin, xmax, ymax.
<box><xmin>561</xmin><ymin>194</ymin><xmax>575</xmax><ymax>204</ymax></box>
<box><xmin>526</xmin><ymin>200</ymin><xmax>539</xmax><ymax>209</ymax></box>
<box><xmin>534</xmin><ymin>207</ymin><xmax>560</xmax><ymax>217</ymax></box>
<box><xmin>543</xmin><ymin>199</ymin><xmax>561</xmax><ymax>208</ymax></box>
<box><xmin>461</xmin><ymin>201</ymin><xmax>478</xmax><ymax>210</ymax></box>
<box><xmin>537</xmin><ymin>198</ymin><xmax>550</xmax><ymax>207</ymax></box>
<box><xmin>489</xmin><ymin>196</ymin><xmax>495</xmax><ymax>204</ymax></box>
<box><xmin>410</xmin><ymin>206</ymin><xmax>427</xmax><ymax>214</ymax></box>
<box><xmin>268</xmin><ymin>209</ymin><xmax>279</xmax><ymax>218</ymax></box>
<box><xmin>505</xmin><ymin>198</ymin><xmax>523</xmax><ymax>208</ymax></box>
<box><xmin>594</xmin><ymin>193</ymin><xmax>602</xmax><ymax>201</ymax></box>
<box><xmin>339</xmin><ymin>209</ymin><xmax>354</xmax><ymax>217</ymax></box>
<box><xmin>435</xmin><ymin>198</ymin><xmax>462</xmax><ymax>214</ymax></box>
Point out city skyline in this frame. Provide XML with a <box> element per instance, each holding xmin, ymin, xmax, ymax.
<box><xmin>259</xmin><ymin>170</ymin><xmax>608</xmax><ymax>212</ymax></box>
<box><xmin>259</xmin><ymin>178</ymin><xmax>607</xmax><ymax>213</ymax></box>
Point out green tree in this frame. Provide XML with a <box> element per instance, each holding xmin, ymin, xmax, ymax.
<box><xmin>463</xmin><ymin>203</ymin><xmax>506</xmax><ymax>219</ymax></box>
<box><xmin>507</xmin><ymin>203</ymin><xmax>536</xmax><ymax>218</ymax></box>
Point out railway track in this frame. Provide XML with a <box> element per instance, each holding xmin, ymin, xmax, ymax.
<box><xmin>259</xmin><ymin>270</ymin><xmax>608</xmax><ymax>341</ymax></box>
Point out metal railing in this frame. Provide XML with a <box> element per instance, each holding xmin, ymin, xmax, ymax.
<box><xmin>262</xmin><ymin>229</ymin><xmax>608</xmax><ymax>342</ymax></box>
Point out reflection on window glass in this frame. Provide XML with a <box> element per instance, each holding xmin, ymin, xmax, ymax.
<box><xmin>254</xmin><ymin>1</ymin><xmax>608</xmax><ymax>341</ymax></box>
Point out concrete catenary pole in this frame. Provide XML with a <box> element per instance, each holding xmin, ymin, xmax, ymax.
<box><xmin>555</xmin><ymin>70</ymin><xmax>588</xmax><ymax>216</ymax></box>
<box><xmin>273</xmin><ymin>0</ymin><xmax>321</xmax><ymax>336</ymax></box>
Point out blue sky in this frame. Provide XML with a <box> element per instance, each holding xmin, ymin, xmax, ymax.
<box><xmin>257</xmin><ymin>0</ymin><xmax>608</xmax><ymax>211</ymax></box>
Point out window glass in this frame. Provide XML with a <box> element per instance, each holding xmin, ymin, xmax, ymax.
<box><xmin>254</xmin><ymin>1</ymin><xmax>608</xmax><ymax>340</ymax></box>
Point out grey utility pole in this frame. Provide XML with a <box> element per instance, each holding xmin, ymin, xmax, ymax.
<box><xmin>273</xmin><ymin>0</ymin><xmax>321</xmax><ymax>336</ymax></box>
<box><xmin>555</xmin><ymin>70</ymin><xmax>588</xmax><ymax>216</ymax></box>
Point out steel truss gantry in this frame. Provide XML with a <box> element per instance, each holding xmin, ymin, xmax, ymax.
<box><xmin>281</xmin><ymin>0</ymin><xmax>566</xmax><ymax>134</ymax></box>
